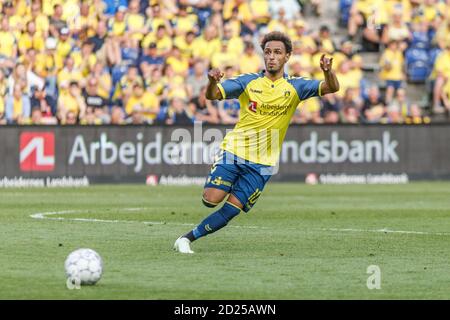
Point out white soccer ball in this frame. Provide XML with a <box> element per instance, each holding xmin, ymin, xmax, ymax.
<box><xmin>64</xmin><ymin>248</ymin><xmax>103</xmax><ymax>285</ymax></box>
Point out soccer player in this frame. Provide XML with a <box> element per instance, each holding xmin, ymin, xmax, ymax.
<box><xmin>174</xmin><ymin>31</ymin><xmax>340</xmax><ymax>254</ymax></box>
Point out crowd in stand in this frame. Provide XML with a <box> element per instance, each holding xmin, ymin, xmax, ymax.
<box><xmin>0</xmin><ymin>0</ymin><xmax>446</xmax><ymax>126</ymax></box>
<box><xmin>345</xmin><ymin>0</ymin><xmax>450</xmax><ymax>122</ymax></box>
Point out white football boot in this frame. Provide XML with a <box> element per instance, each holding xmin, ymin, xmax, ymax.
<box><xmin>173</xmin><ymin>237</ymin><xmax>194</xmax><ymax>254</ymax></box>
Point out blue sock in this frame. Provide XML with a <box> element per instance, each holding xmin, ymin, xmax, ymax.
<box><xmin>192</xmin><ymin>202</ymin><xmax>241</xmax><ymax>240</ymax></box>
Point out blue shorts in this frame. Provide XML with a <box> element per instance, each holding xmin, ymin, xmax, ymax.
<box><xmin>204</xmin><ymin>150</ymin><xmax>273</xmax><ymax>212</ymax></box>
<box><xmin>386</xmin><ymin>80</ymin><xmax>404</xmax><ymax>90</ymax></box>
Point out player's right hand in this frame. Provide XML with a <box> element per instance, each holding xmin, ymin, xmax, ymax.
<box><xmin>208</xmin><ymin>68</ymin><xmax>224</xmax><ymax>83</ymax></box>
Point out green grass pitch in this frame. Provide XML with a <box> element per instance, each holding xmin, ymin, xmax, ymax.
<box><xmin>1</xmin><ymin>182</ymin><xmax>450</xmax><ymax>299</ymax></box>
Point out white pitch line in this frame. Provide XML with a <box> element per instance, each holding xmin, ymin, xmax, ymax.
<box><xmin>319</xmin><ymin>227</ymin><xmax>450</xmax><ymax>236</ymax></box>
<box><xmin>29</xmin><ymin>209</ymin><xmax>450</xmax><ymax>236</ymax></box>
<box><xmin>123</xmin><ymin>208</ymin><xmax>148</xmax><ymax>212</ymax></box>
<box><xmin>30</xmin><ymin>209</ymin><xmax>268</xmax><ymax>230</ymax></box>
<box><xmin>30</xmin><ymin>210</ymin><xmax>77</xmax><ymax>219</ymax></box>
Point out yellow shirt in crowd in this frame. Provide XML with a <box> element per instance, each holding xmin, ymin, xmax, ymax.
<box><xmin>0</xmin><ymin>31</ymin><xmax>17</xmax><ymax>57</ymax></box>
<box><xmin>125</xmin><ymin>91</ymin><xmax>159</xmax><ymax>120</ymax></box>
<box><xmin>127</xmin><ymin>12</ymin><xmax>146</xmax><ymax>41</ymax></box>
<box><xmin>58</xmin><ymin>90</ymin><xmax>80</xmax><ymax>115</ymax></box>
<box><xmin>379</xmin><ymin>48</ymin><xmax>405</xmax><ymax>81</ymax></box>
<box><xmin>431</xmin><ymin>50</ymin><xmax>450</xmax><ymax>79</ymax></box>
<box><xmin>239</xmin><ymin>53</ymin><xmax>263</xmax><ymax>74</ymax></box>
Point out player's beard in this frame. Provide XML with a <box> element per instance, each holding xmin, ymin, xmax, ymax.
<box><xmin>266</xmin><ymin>63</ymin><xmax>283</xmax><ymax>76</ymax></box>
<box><xmin>266</xmin><ymin>62</ymin><xmax>283</xmax><ymax>75</ymax></box>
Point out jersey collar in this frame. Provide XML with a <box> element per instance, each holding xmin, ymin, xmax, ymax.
<box><xmin>261</xmin><ymin>70</ymin><xmax>288</xmax><ymax>83</ymax></box>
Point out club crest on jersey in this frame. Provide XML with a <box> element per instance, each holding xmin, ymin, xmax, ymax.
<box><xmin>248</xmin><ymin>100</ymin><xmax>258</xmax><ymax>113</ymax></box>
<box><xmin>284</xmin><ymin>90</ymin><xmax>291</xmax><ymax>97</ymax></box>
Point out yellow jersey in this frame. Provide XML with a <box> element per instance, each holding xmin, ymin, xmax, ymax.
<box><xmin>125</xmin><ymin>92</ymin><xmax>159</xmax><ymax>120</ymax></box>
<box><xmin>431</xmin><ymin>50</ymin><xmax>450</xmax><ymax>79</ymax></box>
<box><xmin>379</xmin><ymin>49</ymin><xmax>405</xmax><ymax>81</ymax></box>
<box><xmin>217</xmin><ymin>72</ymin><xmax>323</xmax><ymax>166</ymax></box>
<box><xmin>18</xmin><ymin>32</ymin><xmax>45</xmax><ymax>53</ymax></box>
<box><xmin>239</xmin><ymin>53</ymin><xmax>263</xmax><ymax>74</ymax></box>
<box><xmin>126</xmin><ymin>13</ymin><xmax>146</xmax><ymax>41</ymax></box>
<box><xmin>166</xmin><ymin>56</ymin><xmax>189</xmax><ymax>75</ymax></box>
<box><xmin>0</xmin><ymin>31</ymin><xmax>17</xmax><ymax>57</ymax></box>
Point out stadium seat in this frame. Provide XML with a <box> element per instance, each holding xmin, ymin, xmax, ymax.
<box><xmin>405</xmin><ymin>48</ymin><xmax>429</xmax><ymax>66</ymax></box>
<box><xmin>339</xmin><ymin>0</ymin><xmax>353</xmax><ymax>26</ymax></box>
<box><xmin>410</xmin><ymin>32</ymin><xmax>430</xmax><ymax>50</ymax></box>
<box><xmin>407</xmin><ymin>61</ymin><xmax>430</xmax><ymax>83</ymax></box>
<box><xmin>194</xmin><ymin>7</ymin><xmax>211</xmax><ymax>31</ymax></box>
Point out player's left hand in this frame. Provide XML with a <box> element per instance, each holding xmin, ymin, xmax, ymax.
<box><xmin>320</xmin><ymin>54</ymin><xmax>333</xmax><ymax>72</ymax></box>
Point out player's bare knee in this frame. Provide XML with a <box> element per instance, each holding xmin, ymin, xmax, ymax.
<box><xmin>202</xmin><ymin>189</ymin><xmax>225</xmax><ymax>208</ymax></box>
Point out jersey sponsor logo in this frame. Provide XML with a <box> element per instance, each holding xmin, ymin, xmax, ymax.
<box><xmin>250</xmin><ymin>88</ymin><xmax>263</xmax><ymax>94</ymax></box>
<box><xmin>248</xmin><ymin>100</ymin><xmax>258</xmax><ymax>113</ymax></box>
<box><xmin>259</xmin><ymin>103</ymin><xmax>290</xmax><ymax>116</ymax></box>
<box><xmin>20</xmin><ymin>132</ymin><xmax>55</xmax><ymax>172</ymax></box>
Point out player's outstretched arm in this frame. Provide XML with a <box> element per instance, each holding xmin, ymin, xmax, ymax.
<box><xmin>205</xmin><ymin>68</ymin><xmax>224</xmax><ymax>100</ymax></box>
<box><xmin>319</xmin><ymin>54</ymin><xmax>340</xmax><ymax>95</ymax></box>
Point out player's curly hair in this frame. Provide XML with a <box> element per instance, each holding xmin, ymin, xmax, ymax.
<box><xmin>260</xmin><ymin>32</ymin><xmax>293</xmax><ymax>54</ymax></box>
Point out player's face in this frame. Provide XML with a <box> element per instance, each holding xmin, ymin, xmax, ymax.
<box><xmin>263</xmin><ymin>41</ymin><xmax>290</xmax><ymax>74</ymax></box>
